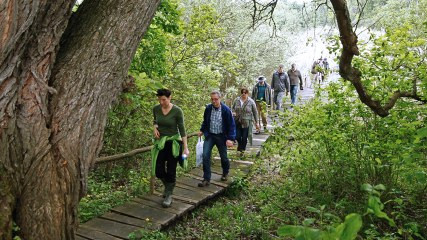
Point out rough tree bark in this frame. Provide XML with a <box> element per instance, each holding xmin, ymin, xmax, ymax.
<box><xmin>0</xmin><ymin>0</ymin><xmax>160</xmax><ymax>239</ymax></box>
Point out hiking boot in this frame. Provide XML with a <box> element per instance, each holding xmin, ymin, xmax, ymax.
<box><xmin>221</xmin><ymin>174</ymin><xmax>228</xmax><ymax>181</ymax></box>
<box><xmin>198</xmin><ymin>180</ymin><xmax>210</xmax><ymax>187</ymax></box>
<box><xmin>239</xmin><ymin>151</ymin><xmax>244</xmax><ymax>157</ymax></box>
<box><xmin>162</xmin><ymin>182</ymin><xmax>175</xmax><ymax>208</ymax></box>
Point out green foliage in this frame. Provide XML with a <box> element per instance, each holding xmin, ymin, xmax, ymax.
<box><xmin>12</xmin><ymin>222</ymin><xmax>22</xmax><ymax>240</ymax></box>
<box><xmin>352</xmin><ymin>24</ymin><xmax>427</xmax><ymax>104</ymax></box>
<box><xmin>170</xmin><ymin>200</ymin><xmax>268</xmax><ymax>239</ymax></box>
<box><xmin>78</xmin><ymin>165</ymin><xmax>149</xmax><ymax>223</ymax></box>
<box><xmin>362</xmin><ymin>184</ymin><xmax>396</xmax><ymax>227</ymax></box>
<box><xmin>225</xmin><ymin>173</ymin><xmax>249</xmax><ymax>198</ymax></box>
<box><xmin>129</xmin><ymin>229</ymin><xmax>169</xmax><ymax>240</ymax></box>
<box><xmin>278</xmin><ymin>213</ymin><xmax>362</xmax><ymax>240</ymax></box>
<box><xmin>82</xmin><ymin>1</ymin><xmax>427</xmax><ymax>238</ymax></box>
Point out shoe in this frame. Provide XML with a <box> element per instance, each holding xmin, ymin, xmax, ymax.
<box><xmin>221</xmin><ymin>174</ymin><xmax>228</xmax><ymax>181</ymax></box>
<box><xmin>198</xmin><ymin>180</ymin><xmax>210</xmax><ymax>187</ymax></box>
<box><xmin>239</xmin><ymin>151</ymin><xmax>244</xmax><ymax>157</ymax></box>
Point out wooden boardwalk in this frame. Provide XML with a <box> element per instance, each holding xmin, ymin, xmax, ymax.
<box><xmin>76</xmin><ymin>133</ymin><xmax>269</xmax><ymax>240</ymax></box>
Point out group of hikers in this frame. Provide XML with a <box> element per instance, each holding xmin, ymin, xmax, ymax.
<box><xmin>151</xmin><ymin>63</ymin><xmax>306</xmax><ymax>208</ymax></box>
<box><xmin>310</xmin><ymin>57</ymin><xmax>329</xmax><ymax>86</ymax></box>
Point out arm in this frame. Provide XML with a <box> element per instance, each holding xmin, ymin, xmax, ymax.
<box><xmin>182</xmin><ymin>136</ymin><xmax>189</xmax><ymax>155</ymax></box>
<box><xmin>200</xmin><ymin>107</ymin><xmax>207</xmax><ymax>132</ymax></box>
<box><xmin>176</xmin><ymin>107</ymin><xmax>189</xmax><ymax>154</ymax></box>
<box><xmin>271</xmin><ymin>75</ymin><xmax>276</xmax><ymax>89</ymax></box>
<box><xmin>252</xmin><ymin>86</ymin><xmax>256</xmax><ymax>100</ymax></box>
<box><xmin>153</xmin><ymin>107</ymin><xmax>160</xmax><ymax>139</ymax></box>
<box><xmin>231</xmin><ymin>98</ymin><xmax>237</xmax><ymax>115</ymax></box>
<box><xmin>227</xmin><ymin>109</ymin><xmax>236</xmax><ymax>141</ymax></box>
<box><xmin>177</xmin><ymin>107</ymin><xmax>187</xmax><ymax>138</ymax></box>
<box><xmin>285</xmin><ymin>74</ymin><xmax>290</xmax><ymax>93</ymax></box>
<box><xmin>298</xmin><ymin>71</ymin><xmax>303</xmax><ymax>88</ymax></box>
<box><xmin>251</xmin><ymin>101</ymin><xmax>259</xmax><ymax>128</ymax></box>
<box><xmin>267</xmin><ymin>85</ymin><xmax>272</xmax><ymax>106</ymax></box>
<box><xmin>199</xmin><ymin>106</ymin><xmax>208</xmax><ymax>137</ymax></box>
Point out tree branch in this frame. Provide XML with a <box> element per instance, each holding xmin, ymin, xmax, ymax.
<box><xmin>249</xmin><ymin>0</ymin><xmax>278</xmax><ymax>35</ymax></box>
<box><xmin>330</xmin><ymin>0</ymin><xmax>425</xmax><ymax>117</ymax></box>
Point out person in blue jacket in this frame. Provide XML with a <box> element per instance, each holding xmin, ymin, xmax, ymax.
<box><xmin>198</xmin><ymin>90</ymin><xmax>236</xmax><ymax>187</ymax></box>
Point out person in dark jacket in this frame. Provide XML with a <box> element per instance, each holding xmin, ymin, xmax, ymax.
<box><xmin>287</xmin><ymin>63</ymin><xmax>304</xmax><ymax>105</ymax></box>
<box><xmin>271</xmin><ymin>64</ymin><xmax>290</xmax><ymax>111</ymax></box>
<box><xmin>198</xmin><ymin>90</ymin><xmax>236</xmax><ymax>187</ymax></box>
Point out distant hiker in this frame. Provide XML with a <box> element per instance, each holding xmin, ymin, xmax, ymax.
<box><xmin>323</xmin><ymin>58</ymin><xmax>329</xmax><ymax>72</ymax></box>
<box><xmin>152</xmin><ymin>89</ymin><xmax>189</xmax><ymax>208</ymax></box>
<box><xmin>232</xmin><ymin>87</ymin><xmax>259</xmax><ymax>155</ymax></box>
<box><xmin>311</xmin><ymin>58</ymin><xmax>323</xmax><ymax>85</ymax></box>
<box><xmin>287</xmin><ymin>63</ymin><xmax>304</xmax><ymax>106</ymax></box>
<box><xmin>252</xmin><ymin>76</ymin><xmax>272</xmax><ymax>133</ymax></box>
<box><xmin>271</xmin><ymin>64</ymin><xmax>290</xmax><ymax>111</ymax></box>
<box><xmin>198</xmin><ymin>90</ymin><xmax>236</xmax><ymax>187</ymax></box>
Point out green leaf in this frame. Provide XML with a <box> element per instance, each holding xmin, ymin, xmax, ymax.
<box><xmin>416</xmin><ymin>127</ymin><xmax>427</xmax><ymax>138</ymax></box>
<box><xmin>306</xmin><ymin>206</ymin><xmax>321</xmax><ymax>214</ymax></box>
<box><xmin>278</xmin><ymin>225</ymin><xmax>322</xmax><ymax>239</ymax></box>
<box><xmin>303</xmin><ymin>218</ymin><xmax>316</xmax><ymax>226</ymax></box>
<box><xmin>277</xmin><ymin>225</ymin><xmax>304</xmax><ymax>237</ymax></box>
<box><xmin>361</xmin><ymin>183</ymin><xmax>373</xmax><ymax>192</ymax></box>
<box><xmin>374</xmin><ymin>184</ymin><xmax>386</xmax><ymax>191</ymax></box>
<box><xmin>333</xmin><ymin>213</ymin><xmax>363</xmax><ymax>240</ymax></box>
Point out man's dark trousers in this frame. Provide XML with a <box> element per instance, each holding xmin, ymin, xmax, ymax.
<box><xmin>202</xmin><ymin>133</ymin><xmax>230</xmax><ymax>181</ymax></box>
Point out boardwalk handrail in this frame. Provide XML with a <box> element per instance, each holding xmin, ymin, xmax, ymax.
<box><xmin>95</xmin><ymin>132</ymin><xmax>199</xmax><ymax>164</ymax></box>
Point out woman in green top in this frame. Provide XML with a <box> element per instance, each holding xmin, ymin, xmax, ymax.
<box><xmin>153</xmin><ymin>89</ymin><xmax>189</xmax><ymax>208</ymax></box>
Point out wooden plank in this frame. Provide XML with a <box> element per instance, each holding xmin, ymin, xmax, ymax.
<box><xmin>189</xmin><ymin>168</ymin><xmax>227</xmax><ymax>182</ymax></box>
<box><xmin>211</xmin><ymin>157</ymin><xmax>252</xmax><ymax>170</ymax></box>
<box><xmin>77</xmin><ymin>225</ymin><xmax>122</xmax><ymax>240</ymax></box>
<box><xmin>83</xmin><ymin>218</ymin><xmax>140</xmax><ymax>240</ymax></box>
<box><xmin>210</xmin><ymin>164</ymin><xmax>249</xmax><ymax>176</ymax></box>
<box><xmin>185</xmin><ymin>172</ymin><xmax>228</xmax><ymax>188</ymax></box>
<box><xmin>75</xmin><ymin>234</ymin><xmax>91</xmax><ymax>240</ymax></box>
<box><xmin>191</xmin><ymin>167</ymin><xmax>236</xmax><ymax>183</ymax></box>
<box><xmin>112</xmin><ymin>202</ymin><xmax>176</xmax><ymax>226</ymax></box>
<box><xmin>131</xmin><ymin>198</ymin><xmax>185</xmax><ymax>216</ymax></box>
<box><xmin>175</xmin><ymin>182</ymin><xmax>215</xmax><ymax>198</ymax></box>
<box><xmin>139</xmin><ymin>194</ymin><xmax>195</xmax><ymax>211</ymax></box>
<box><xmin>176</xmin><ymin>176</ymin><xmax>224</xmax><ymax>193</ymax></box>
<box><xmin>172</xmin><ymin>185</ymin><xmax>208</xmax><ymax>202</ymax></box>
<box><xmin>100</xmin><ymin>212</ymin><xmax>161</xmax><ymax>230</ymax></box>
<box><xmin>232</xmin><ymin>159</ymin><xmax>254</xmax><ymax>165</ymax></box>
<box><xmin>153</xmin><ymin>191</ymin><xmax>198</xmax><ymax>205</ymax></box>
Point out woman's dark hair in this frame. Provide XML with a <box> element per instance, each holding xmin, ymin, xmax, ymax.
<box><xmin>156</xmin><ymin>88</ymin><xmax>172</xmax><ymax>97</ymax></box>
<box><xmin>240</xmin><ymin>87</ymin><xmax>249</xmax><ymax>94</ymax></box>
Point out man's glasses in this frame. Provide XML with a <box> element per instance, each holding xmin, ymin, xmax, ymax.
<box><xmin>242</xmin><ymin>92</ymin><xmax>248</xmax><ymax>94</ymax></box>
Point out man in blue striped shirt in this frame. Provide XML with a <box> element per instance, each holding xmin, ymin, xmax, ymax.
<box><xmin>198</xmin><ymin>90</ymin><xmax>236</xmax><ymax>186</ymax></box>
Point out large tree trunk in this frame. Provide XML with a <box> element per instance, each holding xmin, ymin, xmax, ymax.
<box><xmin>0</xmin><ymin>0</ymin><xmax>160</xmax><ymax>239</ymax></box>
